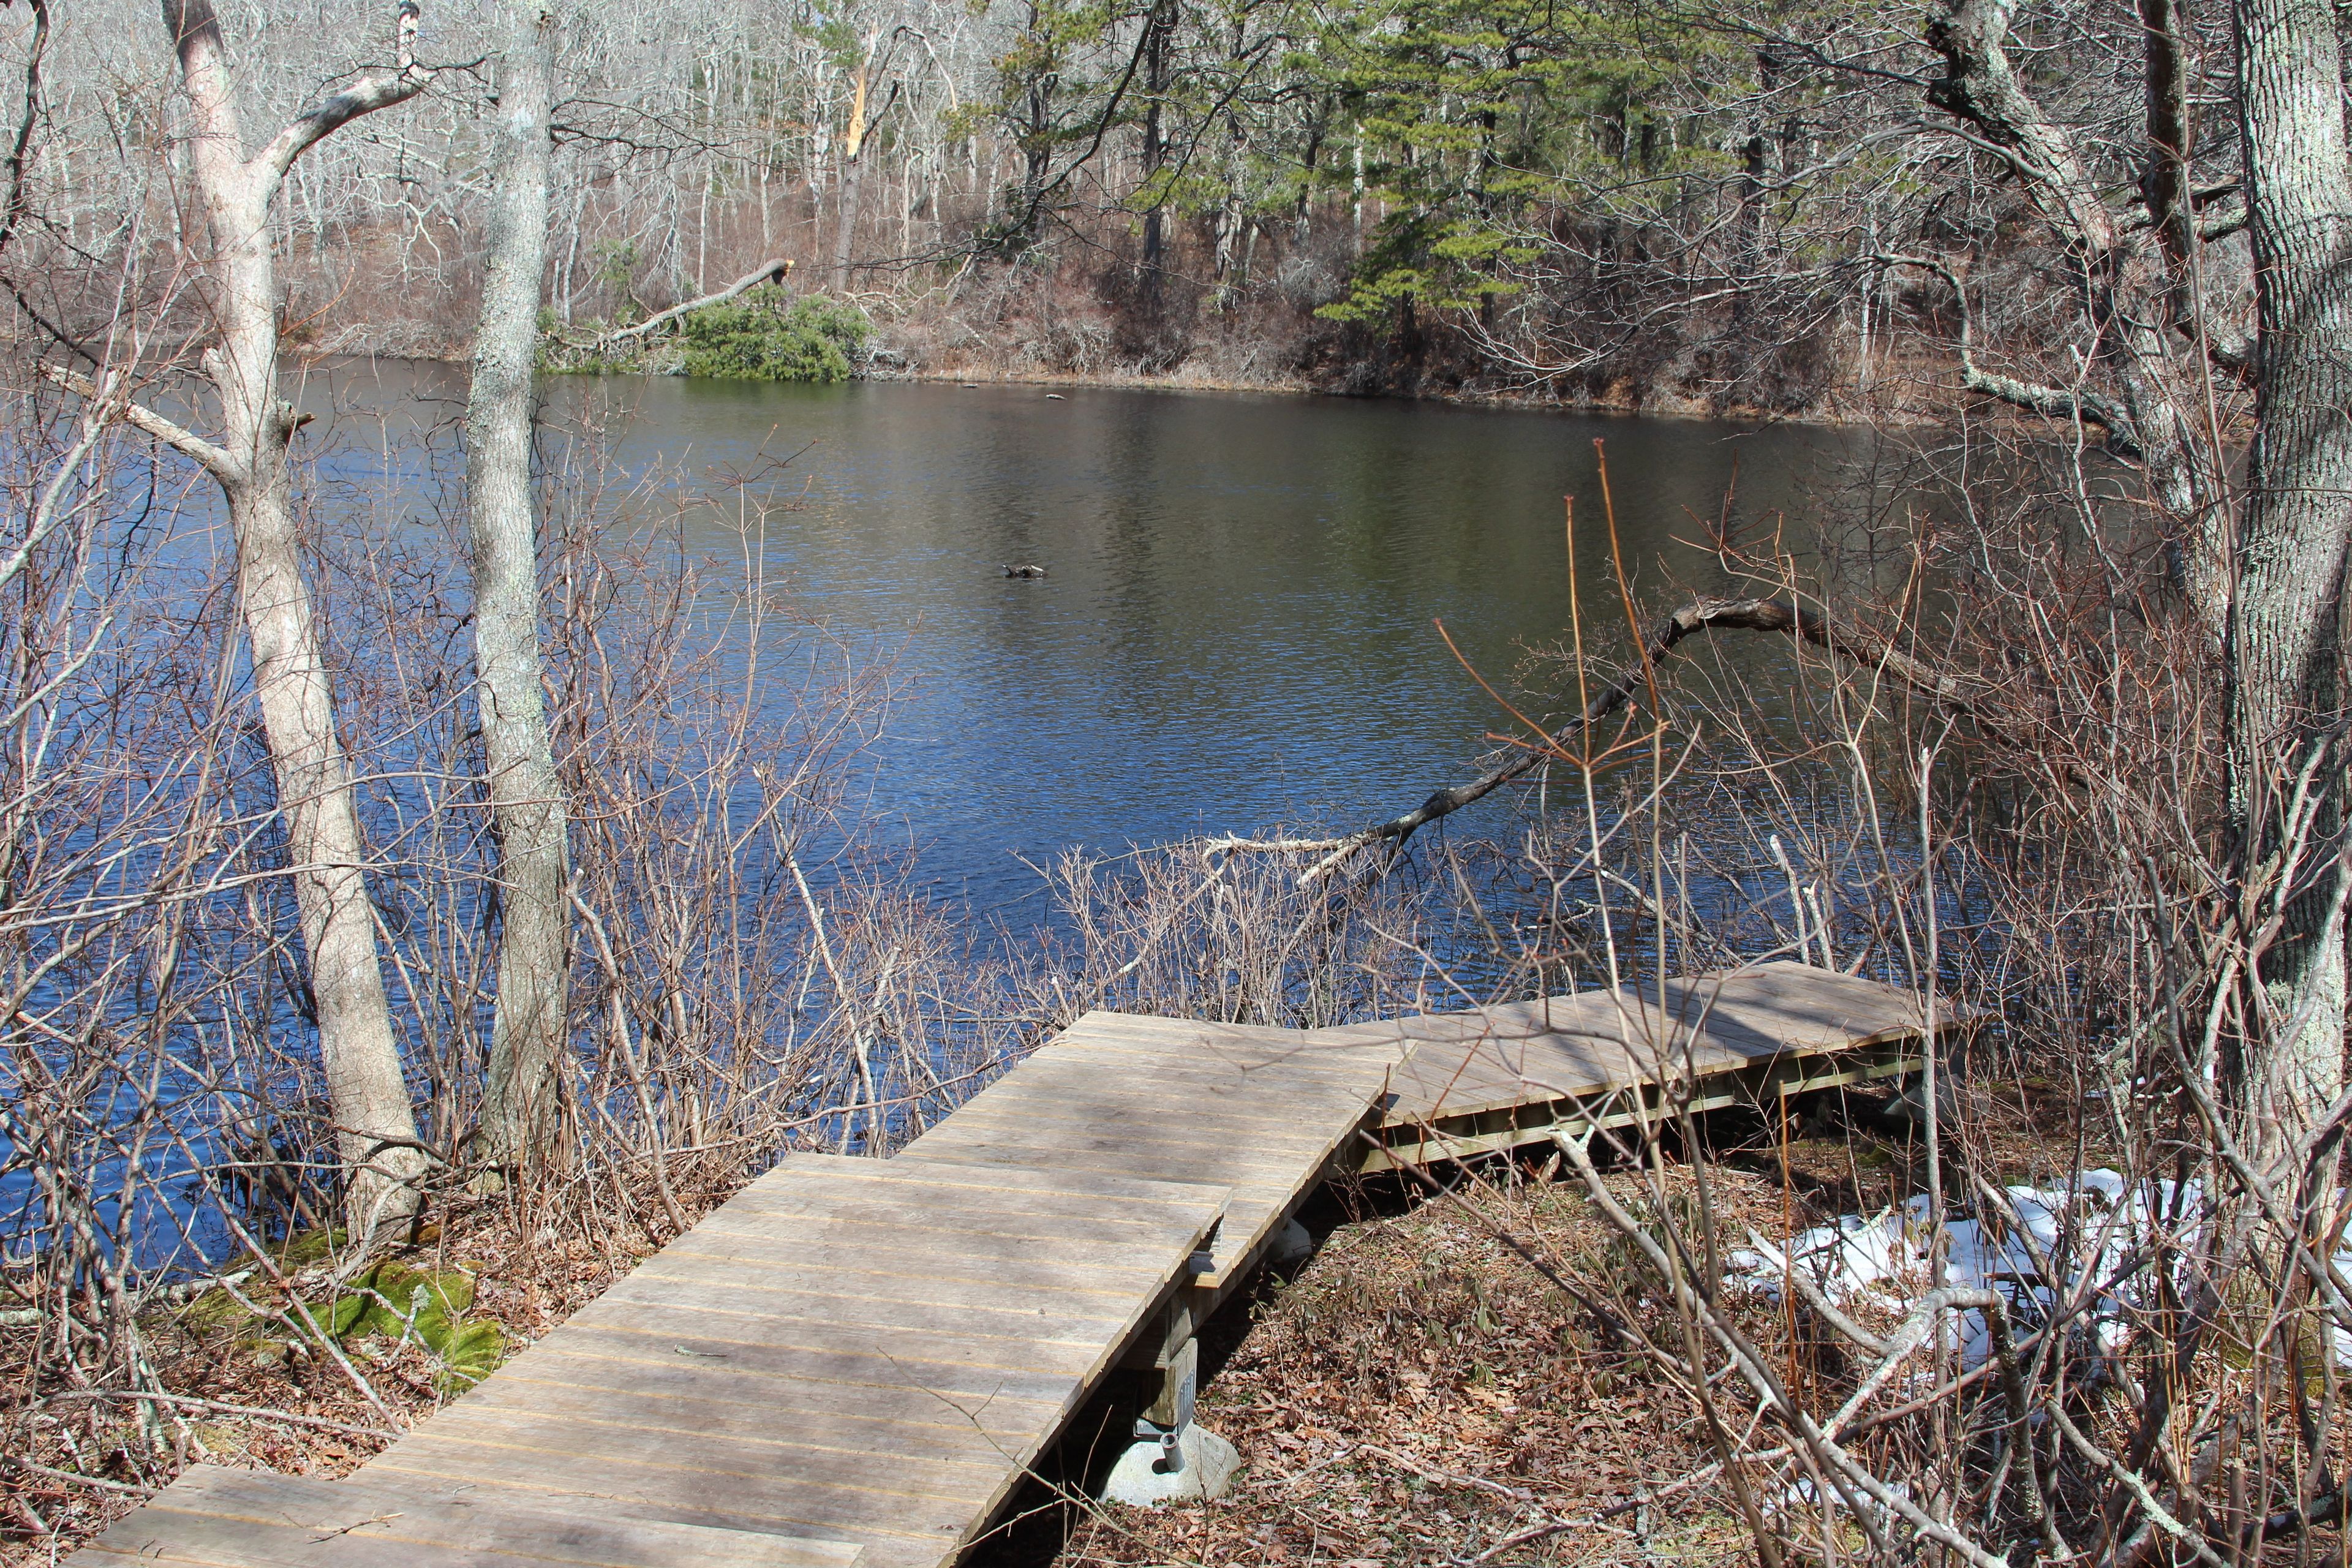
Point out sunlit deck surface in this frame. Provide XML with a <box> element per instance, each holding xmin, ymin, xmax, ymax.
<box><xmin>75</xmin><ymin>962</ymin><xmax>1943</xmax><ymax>1568</ymax></box>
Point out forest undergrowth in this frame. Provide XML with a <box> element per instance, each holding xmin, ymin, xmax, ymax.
<box><xmin>1036</xmin><ymin>1084</ymin><xmax>2149</xmax><ymax>1568</ymax></box>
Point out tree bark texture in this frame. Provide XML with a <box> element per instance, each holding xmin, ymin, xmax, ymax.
<box><xmin>159</xmin><ymin>0</ymin><xmax>431</xmax><ymax>1233</ymax></box>
<box><xmin>2228</xmin><ymin>0</ymin><xmax>2352</xmax><ymax>1144</ymax></box>
<box><xmin>468</xmin><ymin>0</ymin><xmax>568</xmax><ymax>1171</ymax></box>
<box><xmin>832</xmin><ymin>45</ymin><xmax>875</xmax><ymax>291</ymax></box>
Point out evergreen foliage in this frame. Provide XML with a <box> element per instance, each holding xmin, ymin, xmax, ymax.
<box><xmin>678</xmin><ymin>290</ymin><xmax>874</xmax><ymax>381</ymax></box>
<box><xmin>541</xmin><ymin>290</ymin><xmax>872</xmax><ymax>380</ymax></box>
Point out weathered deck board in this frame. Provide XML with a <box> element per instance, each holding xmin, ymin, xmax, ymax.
<box><xmin>70</xmin><ymin>1466</ymin><xmax>866</xmax><ymax>1568</ymax></box>
<box><xmin>897</xmin><ymin>1016</ymin><xmax>1402</xmax><ymax>1290</ymax></box>
<box><xmin>452</xmin><ymin>1373</ymin><xmax>1031</xmax><ymax>1461</ymax></box>
<box><xmin>360</xmin><ymin>1155</ymin><xmax>1225</xmax><ymax>1568</ymax></box>
<box><xmin>1323</xmin><ymin>961</ymin><xmax>1947</xmax><ymax>1164</ymax></box>
<box><xmin>74</xmin><ymin>965</ymin><xmax>1951</xmax><ymax>1568</ymax></box>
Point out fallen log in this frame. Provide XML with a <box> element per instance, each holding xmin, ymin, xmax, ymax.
<box><xmin>568</xmin><ymin>257</ymin><xmax>796</xmax><ymax>350</ymax></box>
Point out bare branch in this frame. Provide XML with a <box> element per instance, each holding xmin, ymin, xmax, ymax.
<box><xmin>1875</xmin><ymin>253</ymin><xmax>2146</xmax><ymax>454</ymax></box>
<box><xmin>1210</xmin><ymin>595</ymin><xmax>1985</xmax><ymax>878</ymax></box>
<box><xmin>2196</xmin><ymin>203</ymin><xmax>2249</xmax><ymax>243</ymax></box>
<box><xmin>1959</xmin><ymin>358</ymin><xmax>2142</xmax><ymax>449</ymax></box>
<box><xmin>254</xmin><ymin>0</ymin><xmax>433</xmax><ymax>190</ymax></box>
<box><xmin>0</xmin><ymin>396</ymin><xmax>105</xmax><ymax>598</ymax></box>
<box><xmin>1924</xmin><ymin>0</ymin><xmax>2116</xmax><ymax>257</ymax></box>
<box><xmin>40</xmin><ymin>364</ymin><xmax>238</xmax><ymax>480</ymax></box>
<box><xmin>596</xmin><ymin>257</ymin><xmax>796</xmax><ymax>344</ymax></box>
<box><xmin>0</xmin><ymin>0</ymin><xmax>50</xmax><ymax>258</ymax></box>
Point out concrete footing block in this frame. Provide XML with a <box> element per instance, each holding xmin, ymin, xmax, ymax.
<box><xmin>1266</xmin><ymin>1216</ymin><xmax>1313</xmax><ymax>1273</ymax></box>
<box><xmin>1102</xmin><ymin>1424</ymin><xmax>1241</xmax><ymax>1506</ymax></box>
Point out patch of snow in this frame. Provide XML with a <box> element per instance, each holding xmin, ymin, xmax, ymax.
<box><xmin>1726</xmin><ymin>1170</ymin><xmax>2251</xmax><ymax>1371</ymax></box>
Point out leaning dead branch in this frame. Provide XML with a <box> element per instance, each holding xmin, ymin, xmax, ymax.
<box><xmin>589</xmin><ymin>257</ymin><xmax>795</xmax><ymax>345</ymax></box>
<box><xmin>1208</xmin><ymin>594</ymin><xmax>1983</xmax><ymax>882</ymax></box>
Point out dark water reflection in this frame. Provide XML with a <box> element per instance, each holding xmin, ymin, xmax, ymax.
<box><xmin>298</xmin><ymin>365</ymin><xmax>1872</xmax><ymax>913</ymax></box>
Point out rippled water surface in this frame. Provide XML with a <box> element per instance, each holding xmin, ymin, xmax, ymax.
<box><xmin>327</xmin><ymin>369</ymin><xmax>1858</xmax><ymax>912</ymax></box>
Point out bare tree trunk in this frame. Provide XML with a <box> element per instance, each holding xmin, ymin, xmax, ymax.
<box><xmin>156</xmin><ymin>0</ymin><xmax>433</xmax><ymax>1235</ymax></box>
<box><xmin>2228</xmin><ymin>0</ymin><xmax>2352</xmax><ymax>1146</ymax></box>
<box><xmin>1926</xmin><ymin>0</ymin><xmax>2227</xmax><ymax>633</ymax></box>
<box><xmin>831</xmin><ymin>152</ymin><xmax>866</xmax><ymax>289</ymax></box>
<box><xmin>1139</xmin><ymin>0</ymin><xmax>1173</xmax><ymax>281</ymax></box>
<box><xmin>832</xmin><ymin>40</ymin><xmax>876</xmax><ymax>292</ymax></box>
<box><xmin>469</xmin><ymin>0</ymin><xmax>568</xmax><ymax>1172</ymax></box>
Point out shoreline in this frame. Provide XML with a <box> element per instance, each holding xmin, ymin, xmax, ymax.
<box><xmin>879</xmin><ymin>361</ymin><xmax>1834</xmax><ymax>425</ymax></box>
<box><xmin>328</xmin><ymin>344</ymin><xmax>1913</xmax><ymax>432</ymax></box>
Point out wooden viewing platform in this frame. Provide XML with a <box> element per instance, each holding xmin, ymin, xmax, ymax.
<box><xmin>74</xmin><ymin>962</ymin><xmax>1945</xmax><ymax>1568</ymax></box>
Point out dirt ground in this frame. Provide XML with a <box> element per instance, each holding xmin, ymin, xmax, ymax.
<box><xmin>1009</xmin><ymin>1080</ymin><xmax>2153</xmax><ymax>1568</ymax></box>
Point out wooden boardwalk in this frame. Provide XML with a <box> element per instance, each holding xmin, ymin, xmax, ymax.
<box><xmin>75</xmin><ymin>963</ymin><xmax>1943</xmax><ymax>1568</ymax></box>
<box><xmin>1340</xmin><ymin>960</ymin><xmax>1939</xmax><ymax>1168</ymax></box>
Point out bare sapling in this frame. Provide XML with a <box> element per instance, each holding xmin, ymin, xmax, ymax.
<box><xmin>467</xmin><ymin>0</ymin><xmax>568</xmax><ymax>1174</ymax></box>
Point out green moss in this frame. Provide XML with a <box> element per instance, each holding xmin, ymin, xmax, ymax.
<box><xmin>254</xmin><ymin>1261</ymin><xmax>507</xmax><ymax>1392</ymax></box>
<box><xmin>334</xmin><ymin>1262</ymin><xmax>475</xmax><ymax>1342</ymax></box>
<box><xmin>273</xmin><ymin>1226</ymin><xmax>348</xmax><ymax>1269</ymax></box>
<box><xmin>178</xmin><ymin>1286</ymin><xmax>252</xmax><ymax>1333</ymax></box>
<box><xmin>431</xmin><ymin>1319</ymin><xmax>508</xmax><ymax>1395</ymax></box>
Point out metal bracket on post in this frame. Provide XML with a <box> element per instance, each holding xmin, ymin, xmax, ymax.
<box><xmin>1133</xmin><ymin>1336</ymin><xmax>1199</xmax><ymax>1474</ymax></box>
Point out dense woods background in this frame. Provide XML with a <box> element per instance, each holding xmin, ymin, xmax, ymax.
<box><xmin>17</xmin><ymin>0</ymin><xmax>2253</xmax><ymax>410</ymax></box>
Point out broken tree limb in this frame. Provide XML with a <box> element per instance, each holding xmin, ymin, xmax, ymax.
<box><xmin>598</xmin><ymin>257</ymin><xmax>794</xmax><ymax>344</ymax></box>
<box><xmin>1871</xmin><ymin>253</ymin><xmax>2145</xmax><ymax>457</ymax></box>
<box><xmin>254</xmin><ymin>0</ymin><xmax>433</xmax><ymax>190</ymax></box>
<box><xmin>40</xmin><ymin>363</ymin><xmax>238</xmax><ymax>480</ymax></box>
<box><xmin>1207</xmin><ymin>595</ymin><xmax>1983</xmax><ymax>883</ymax></box>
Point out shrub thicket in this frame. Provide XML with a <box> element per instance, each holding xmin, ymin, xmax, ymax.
<box><xmin>678</xmin><ymin>289</ymin><xmax>872</xmax><ymax>381</ymax></box>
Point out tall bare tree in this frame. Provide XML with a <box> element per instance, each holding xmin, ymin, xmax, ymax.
<box><xmin>136</xmin><ymin>0</ymin><xmax>434</xmax><ymax>1234</ymax></box>
<box><xmin>468</xmin><ymin>0</ymin><xmax>568</xmax><ymax>1172</ymax></box>
<box><xmin>831</xmin><ymin>29</ymin><xmax>900</xmax><ymax>290</ymax></box>
<box><xmin>1136</xmin><ymin>0</ymin><xmax>1175</xmax><ymax>281</ymax></box>
<box><xmin>1917</xmin><ymin>0</ymin><xmax>2231</xmax><ymax>620</ymax></box>
<box><xmin>1913</xmin><ymin>0</ymin><xmax>2351</xmax><ymax>1138</ymax></box>
<box><xmin>2223</xmin><ymin>0</ymin><xmax>2352</xmax><ymax>1153</ymax></box>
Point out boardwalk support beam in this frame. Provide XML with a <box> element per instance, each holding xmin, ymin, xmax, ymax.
<box><xmin>1107</xmin><ymin>1336</ymin><xmax>1241</xmax><ymax>1502</ymax></box>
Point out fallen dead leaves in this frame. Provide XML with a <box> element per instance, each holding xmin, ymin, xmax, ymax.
<box><xmin>1049</xmin><ymin>1170</ymin><xmax>1775</xmax><ymax>1568</ymax></box>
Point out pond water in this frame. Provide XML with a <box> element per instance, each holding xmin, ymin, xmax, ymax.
<box><xmin>12</xmin><ymin>375</ymin><xmax>1879</xmax><ymax>1275</ymax></box>
<box><xmin>314</xmin><ymin>368</ymin><xmax>1862</xmax><ymax>916</ymax></box>
<box><xmin>7</xmin><ymin>373</ymin><xmax>1882</xmax><ymax>1278</ymax></box>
